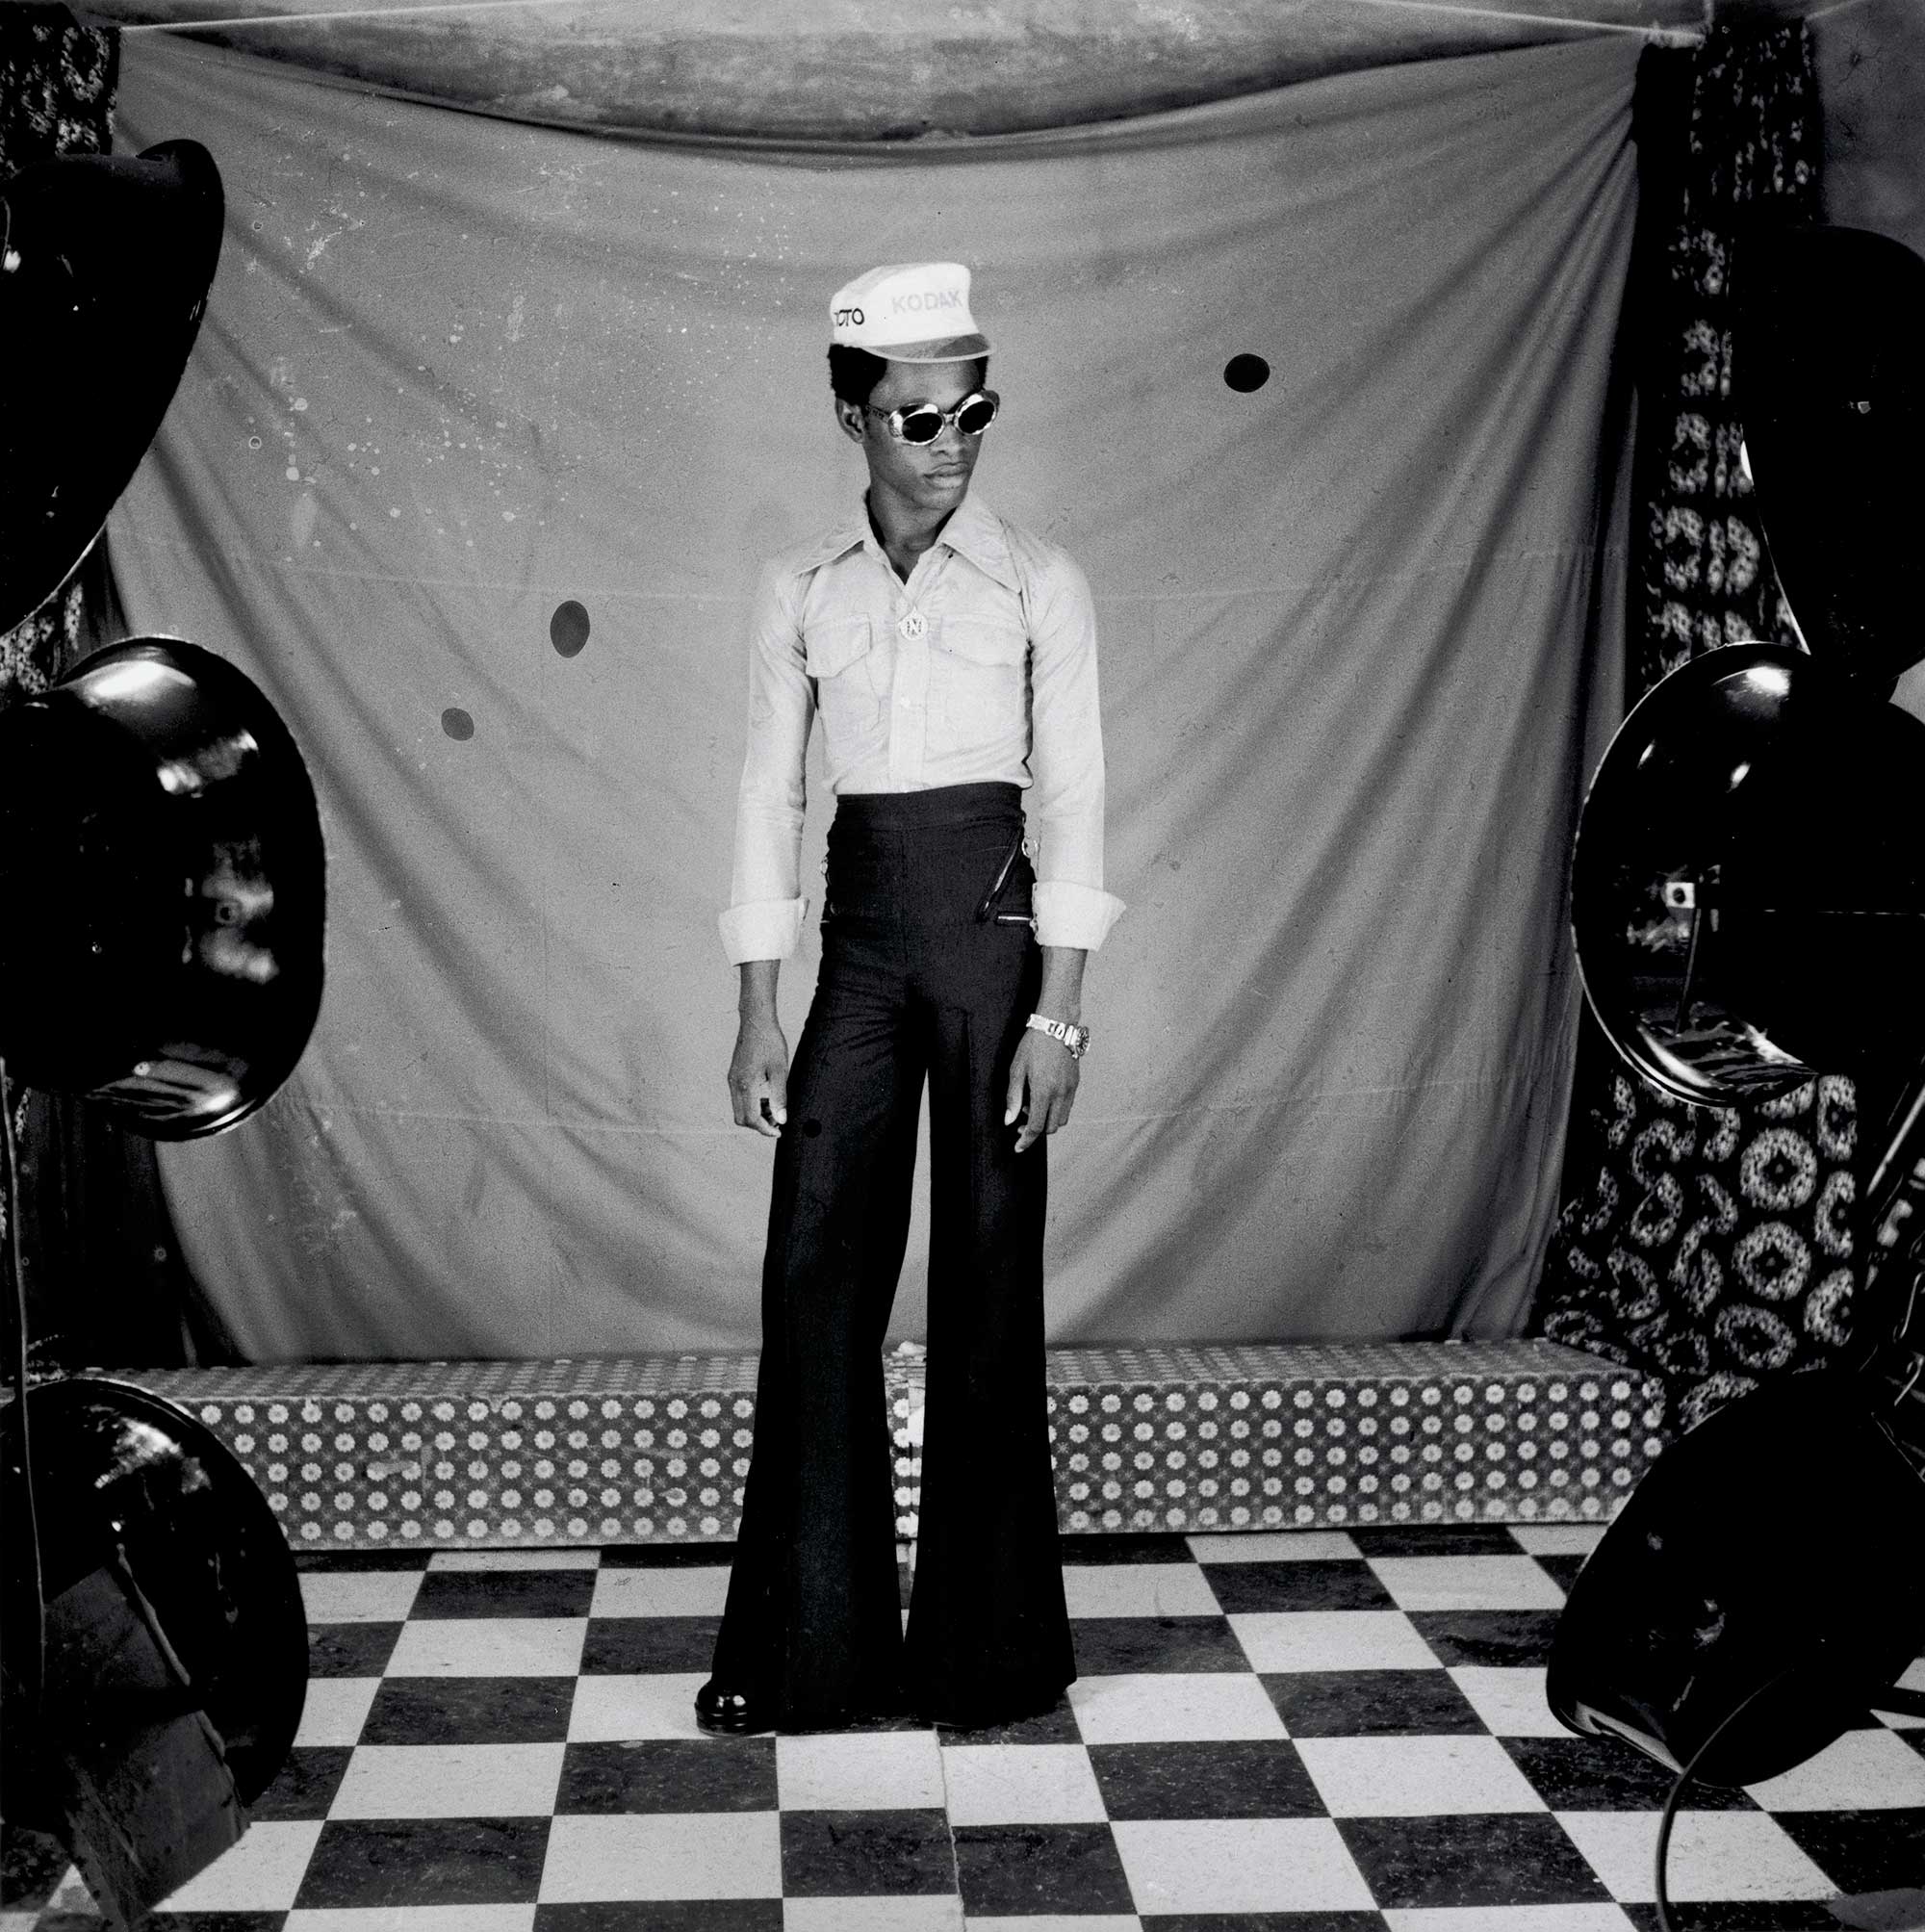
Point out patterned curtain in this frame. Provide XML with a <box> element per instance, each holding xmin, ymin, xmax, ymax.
<box><xmin>1534</xmin><ymin>20</ymin><xmax>1848</xmax><ymax>1435</ymax></box>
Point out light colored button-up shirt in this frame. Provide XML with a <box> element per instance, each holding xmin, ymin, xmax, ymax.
<box><xmin>720</xmin><ymin>492</ymin><xmax>1125</xmax><ymax>964</ymax></box>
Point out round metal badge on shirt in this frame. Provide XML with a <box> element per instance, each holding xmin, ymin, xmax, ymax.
<box><xmin>898</xmin><ymin>609</ymin><xmax>928</xmax><ymax>641</ymax></box>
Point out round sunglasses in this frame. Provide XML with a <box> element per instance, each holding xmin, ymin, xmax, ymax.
<box><xmin>864</xmin><ymin>389</ymin><xmax>1000</xmax><ymax>445</ymax></box>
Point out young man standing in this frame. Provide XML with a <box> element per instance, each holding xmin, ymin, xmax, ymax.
<box><xmin>701</xmin><ymin>262</ymin><xmax>1123</xmax><ymax>1734</ymax></box>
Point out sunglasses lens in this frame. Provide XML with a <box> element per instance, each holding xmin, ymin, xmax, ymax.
<box><xmin>957</xmin><ymin>396</ymin><xmax>997</xmax><ymax>435</ymax></box>
<box><xmin>897</xmin><ymin>408</ymin><xmax>942</xmax><ymax>444</ymax></box>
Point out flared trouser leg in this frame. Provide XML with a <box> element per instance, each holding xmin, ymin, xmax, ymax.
<box><xmin>710</xmin><ymin>944</ymin><xmax>923</xmax><ymax>1725</ymax></box>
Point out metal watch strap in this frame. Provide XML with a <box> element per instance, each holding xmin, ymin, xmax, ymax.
<box><xmin>1026</xmin><ymin>1014</ymin><xmax>1089</xmax><ymax>1059</ymax></box>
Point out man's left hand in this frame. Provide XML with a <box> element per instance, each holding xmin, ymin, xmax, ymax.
<box><xmin>1005</xmin><ymin>1031</ymin><xmax>1079</xmax><ymax>1154</ymax></box>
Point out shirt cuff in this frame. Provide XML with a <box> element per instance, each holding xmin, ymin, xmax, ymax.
<box><xmin>719</xmin><ymin>896</ymin><xmax>808</xmax><ymax>964</ymax></box>
<box><xmin>1035</xmin><ymin>882</ymin><xmax>1126</xmax><ymax>952</ymax></box>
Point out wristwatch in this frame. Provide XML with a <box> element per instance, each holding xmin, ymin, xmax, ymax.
<box><xmin>1026</xmin><ymin>1014</ymin><xmax>1090</xmax><ymax>1059</ymax></box>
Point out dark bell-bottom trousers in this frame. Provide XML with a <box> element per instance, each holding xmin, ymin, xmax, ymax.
<box><xmin>709</xmin><ymin>782</ymin><xmax>1074</xmax><ymax>1727</ymax></box>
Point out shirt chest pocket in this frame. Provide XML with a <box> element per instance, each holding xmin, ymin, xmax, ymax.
<box><xmin>805</xmin><ymin>615</ymin><xmax>886</xmax><ymax>733</ymax></box>
<box><xmin>933</xmin><ymin>613</ymin><xmax>1028</xmax><ymax>744</ymax></box>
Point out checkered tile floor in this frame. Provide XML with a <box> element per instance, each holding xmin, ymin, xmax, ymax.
<box><xmin>6</xmin><ymin>1524</ymin><xmax>1923</xmax><ymax>1930</ymax></box>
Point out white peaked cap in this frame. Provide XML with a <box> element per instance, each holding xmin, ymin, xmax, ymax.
<box><xmin>828</xmin><ymin>261</ymin><xmax>990</xmax><ymax>362</ymax></box>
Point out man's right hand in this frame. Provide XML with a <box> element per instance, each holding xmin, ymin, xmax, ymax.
<box><xmin>729</xmin><ymin>1010</ymin><xmax>789</xmax><ymax>1137</ymax></box>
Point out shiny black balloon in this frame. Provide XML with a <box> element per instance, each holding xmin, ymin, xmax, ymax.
<box><xmin>0</xmin><ymin>141</ymin><xmax>224</xmax><ymax>634</ymax></box>
<box><xmin>0</xmin><ymin>1377</ymin><xmax>309</xmax><ymax>1822</ymax></box>
<box><xmin>1572</xmin><ymin>642</ymin><xmax>1925</xmax><ymax>1107</ymax></box>
<box><xmin>0</xmin><ymin>637</ymin><xmax>326</xmax><ymax>1137</ymax></box>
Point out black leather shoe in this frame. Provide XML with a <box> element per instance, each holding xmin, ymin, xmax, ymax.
<box><xmin>694</xmin><ymin>1680</ymin><xmax>772</xmax><ymax>1735</ymax></box>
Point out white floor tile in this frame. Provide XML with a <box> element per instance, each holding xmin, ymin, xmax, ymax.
<box><xmin>568</xmin><ymin>1670</ymin><xmax>711</xmax><ymax>1741</ymax></box>
<box><xmin>1742</xmin><ymin>1723</ymin><xmax>1925</xmax><ymax>1810</ymax></box>
<box><xmin>1367</xmin><ymin>1555</ymin><xmax>1567</xmax><ymax>1612</ymax></box>
<box><xmin>153</xmin><ymin>1821</ymin><xmax>324</xmax><ymax>1913</ymax></box>
<box><xmin>1230</xmin><ymin>1610</ymin><xmax>1440</xmax><ymax>1673</ymax></box>
<box><xmin>286</xmin><ymin>1909</ymin><xmax>538</xmax><ymax>1931</ymax></box>
<box><xmin>1296</xmin><ymin>1734</ymin><xmax>1549</xmax><ymax>1816</ymax></box>
<box><xmin>1872</xmin><ymin>1654</ymin><xmax>1925</xmax><ymax>1726</ymax></box>
<box><xmin>1111</xmin><ymin>1816</ymin><xmax>1375</xmax><ymax>1915</ymax></box>
<box><xmin>383</xmin><ymin>1615</ymin><xmax>586</xmax><ymax>1677</ymax></box>
<box><xmin>428</xmin><ymin>1548</ymin><xmax>601</xmax><ymax>1570</ymax></box>
<box><xmin>785</xmin><ymin>1897</ymin><xmax>963</xmax><ymax>1929</ymax></box>
<box><xmin>1383</xmin><ymin>1907</ymin><xmax>1635</xmax><ymax>1931</ymax></box>
<box><xmin>298</xmin><ymin>1570</ymin><xmax>423</xmax><ymax>1622</ymax></box>
<box><xmin>1555</xmin><ymin>1808</ymin><xmax>1838</xmax><ymax>1903</ymax></box>
<box><xmin>964</xmin><ymin>1919</ymin><xmax>1141</xmax><ymax>1931</ymax></box>
<box><xmin>1187</xmin><ymin>1531</ymin><xmax>1361</xmax><ymax>1562</ymax></box>
<box><xmin>940</xmin><ymin>1742</ymin><xmax>1107</xmax><ymax>1825</ymax></box>
<box><xmin>1067</xmin><ymin>1672</ymin><xmax>1286</xmax><ymax>1744</ymax></box>
<box><xmin>1509</xmin><ymin>1526</ymin><xmax>1607</xmax><ymax>1557</ymax></box>
<box><xmin>1062</xmin><ymin>1563</ymin><xmax>1223</xmax><ymax>1618</ymax></box>
<box><xmin>1449</xmin><ymin>1666</ymin><xmax>1572</xmax><ymax>1739</ymax></box>
<box><xmin>329</xmin><ymin>1741</ymin><xmax>566</xmax><ymax>1817</ymax></box>
<box><xmin>540</xmin><ymin>1812</ymin><xmax>782</xmax><ymax>1902</ymax></box>
<box><xmin>588</xmin><ymin>1564</ymin><xmax>732</xmax><ymax>1616</ymax></box>
<box><xmin>294</xmin><ymin>1676</ymin><xmax>381</xmax><ymax>1747</ymax></box>
<box><xmin>777</xmin><ymin>1730</ymin><xmax>945</xmax><ymax>1810</ymax></box>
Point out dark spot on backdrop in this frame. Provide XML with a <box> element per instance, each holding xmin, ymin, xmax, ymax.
<box><xmin>550</xmin><ymin>600</ymin><xmax>591</xmax><ymax>658</ymax></box>
<box><xmin>441</xmin><ymin>708</ymin><xmax>475</xmax><ymax>741</ymax></box>
<box><xmin>1224</xmin><ymin>354</ymin><xmax>1270</xmax><ymax>393</ymax></box>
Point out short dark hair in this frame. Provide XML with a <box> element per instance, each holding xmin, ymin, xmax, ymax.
<box><xmin>828</xmin><ymin>346</ymin><xmax>988</xmax><ymax>407</ymax></box>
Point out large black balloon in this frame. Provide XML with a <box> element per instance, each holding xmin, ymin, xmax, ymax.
<box><xmin>0</xmin><ymin>140</ymin><xmax>224</xmax><ymax>634</ymax></box>
<box><xmin>1733</xmin><ymin>223</ymin><xmax>1925</xmax><ymax>690</ymax></box>
<box><xmin>0</xmin><ymin>1377</ymin><xmax>309</xmax><ymax>1824</ymax></box>
<box><xmin>0</xmin><ymin>637</ymin><xmax>326</xmax><ymax>1137</ymax></box>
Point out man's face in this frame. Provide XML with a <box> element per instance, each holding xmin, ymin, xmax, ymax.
<box><xmin>836</xmin><ymin>358</ymin><xmax>986</xmax><ymax>515</ymax></box>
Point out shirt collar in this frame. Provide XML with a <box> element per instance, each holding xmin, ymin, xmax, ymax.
<box><xmin>786</xmin><ymin>490</ymin><xmax>1016</xmax><ymax>593</ymax></box>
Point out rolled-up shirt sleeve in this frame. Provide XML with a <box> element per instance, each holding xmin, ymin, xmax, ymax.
<box><xmin>719</xmin><ymin>560</ymin><xmax>814</xmax><ymax>964</ymax></box>
<box><xmin>1026</xmin><ymin>548</ymin><xmax>1126</xmax><ymax>952</ymax></box>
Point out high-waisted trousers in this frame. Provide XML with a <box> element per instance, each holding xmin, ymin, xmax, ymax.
<box><xmin>709</xmin><ymin>782</ymin><xmax>1074</xmax><ymax>1728</ymax></box>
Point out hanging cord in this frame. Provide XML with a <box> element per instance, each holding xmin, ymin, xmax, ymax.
<box><xmin>0</xmin><ymin>1060</ymin><xmax>49</xmax><ymax>1723</ymax></box>
<box><xmin>1651</xmin><ymin>1662</ymin><xmax>1808</xmax><ymax>1932</ymax></box>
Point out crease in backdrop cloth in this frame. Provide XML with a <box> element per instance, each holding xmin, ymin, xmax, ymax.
<box><xmin>109</xmin><ymin>31</ymin><xmax>1638</xmax><ymax>1361</ymax></box>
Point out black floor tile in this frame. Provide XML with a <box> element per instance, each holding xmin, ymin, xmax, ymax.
<box><xmin>410</xmin><ymin>1568</ymin><xmax>598</xmax><ymax>1618</ymax></box>
<box><xmin>146</xmin><ymin>1915</ymin><xmax>290</xmax><ymax>1930</ymax></box>
<box><xmin>1261</xmin><ymin>1668</ymin><xmax>1487</xmax><ymax>1738</ymax></box>
<box><xmin>1405</xmin><ymin>1609</ymin><xmax>1564</xmax><ymax>1669</ymax></box>
<box><xmin>953</xmin><ymin>1821</ymin><xmax>1134</xmax><ymax>1916</ymax></box>
<box><xmin>600</xmin><ymin>1543</ymin><xmax>738</xmax><ymax>1567</ymax></box>
<box><xmin>1141</xmin><ymin>1916</ymin><xmax>1388</xmax><ymax>1931</ymax></box>
<box><xmin>1502</xmin><ymin>1734</ymin><xmax>1757</xmax><ymax>1811</ymax></box>
<box><xmin>1200</xmin><ymin>1560</ymin><xmax>1398</xmax><ymax>1614</ymax></box>
<box><xmin>293</xmin><ymin>1816</ymin><xmax>552</xmax><ymax>1908</ymax></box>
<box><xmin>1348</xmin><ymin>1525</ymin><xmax>1524</xmax><ymax>1557</ymax></box>
<box><xmin>294</xmin><ymin>1549</ymin><xmax>431</xmax><ymax>1571</ymax></box>
<box><xmin>249</xmin><ymin>1744</ymin><xmax>354</xmax><ymax>1820</ymax></box>
<box><xmin>582</xmin><ymin>1614</ymin><xmax>722</xmax><ymax>1675</ymax></box>
<box><xmin>935</xmin><ymin>1696</ymin><xmax>1082</xmax><ymax>1745</ymax></box>
<box><xmin>1618</xmin><ymin>1906</ymin><xmax>1842</xmax><ymax>1931</ymax></box>
<box><xmin>1336</xmin><ymin>1812</ymin><xmax>1613</xmax><ymax>1910</ymax></box>
<box><xmin>1071</xmin><ymin>1614</ymin><xmax>1247</xmax><ymax>1674</ymax></box>
<box><xmin>779</xmin><ymin>1807</ymin><xmax>955</xmax><ymax>1896</ymax></box>
<box><xmin>1060</xmin><ymin>1532</ymin><xmax>1196</xmax><ymax>1564</ymax></box>
<box><xmin>306</xmin><ymin>1618</ymin><xmax>404</xmax><ymax>1677</ymax></box>
<box><xmin>534</xmin><ymin>1904</ymin><xmax>783</xmax><ymax>1931</ymax></box>
<box><xmin>360</xmin><ymin>1673</ymin><xmax>575</xmax><ymax>1744</ymax></box>
<box><xmin>1532</xmin><ymin>1552</ymin><xmax>1592</xmax><ymax>1593</ymax></box>
<box><xmin>1089</xmin><ymin>1739</ymin><xmax>1326</xmax><ymax>1819</ymax></box>
<box><xmin>1774</xmin><ymin>1805</ymin><xmax>1925</xmax><ymax>1894</ymax></box>
<box><xmin>556</xmin><ymin>1739</ymin><xmax>777</xmax><ymax>1814</ymax></box>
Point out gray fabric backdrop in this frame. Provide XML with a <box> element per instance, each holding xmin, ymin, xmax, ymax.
<box><xmin>111</xmin><ymin>32</ymin><xmax>1637</xmax><ymax>1359</ymax></box>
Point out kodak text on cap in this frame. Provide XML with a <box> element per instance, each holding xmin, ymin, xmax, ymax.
<box><xmin>828</xmin><ymin>261</ymin><xmax>990</xmax><ymax>363</ymax></box>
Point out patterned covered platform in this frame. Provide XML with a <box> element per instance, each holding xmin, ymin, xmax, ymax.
<box><xmin>113</xmin><ymin>1340</ymin><xmax>1666</xmax><ymax>1552</ymax></box>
